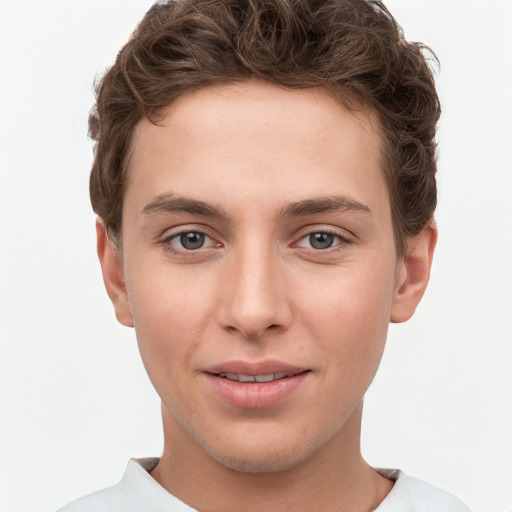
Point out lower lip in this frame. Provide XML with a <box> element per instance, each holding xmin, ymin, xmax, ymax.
<box><xmin>205</xmin><ymin>372</ymin><xmax>309</xmax><ymax>409</ymax></box>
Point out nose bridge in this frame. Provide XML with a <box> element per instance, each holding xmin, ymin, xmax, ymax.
<box><xmin>219</xmin><ymin>236</ymin><xmax>289</xmax><ymax>338</ymax></box>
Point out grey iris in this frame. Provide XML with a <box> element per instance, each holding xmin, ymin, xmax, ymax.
<box><xmin>181</xmin><ymin>232</ymin><xmax>205</xmax><ymax>250</ymax></box>
<box><xmin>309</xmin><ymin>233</ymin><xmax>334</xmax><ymax>249</ymax></box>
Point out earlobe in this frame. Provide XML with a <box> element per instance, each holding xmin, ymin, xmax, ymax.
<box><xmin>390</xmin><ymin>222</ymin><xmax>437</xmax><ymax>323</ymax></box>
<box><xmin>96</xmin><ymin>219</ymin><xmax>134</xmax><ymax>328</ymax></box>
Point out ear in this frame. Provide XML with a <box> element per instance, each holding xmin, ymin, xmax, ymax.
<box><xmin>96</xmin><ymin>219</ymin><xmax>134</xmax><ymax>328</ymax></box>
<box><xmin>390</xmin><ymin>222</ymin><xmax>437</xmax><ymax>323</ymax></box>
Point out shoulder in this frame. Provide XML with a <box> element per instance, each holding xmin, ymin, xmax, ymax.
<box><xmin>57</xmin><ymin>484</ymin><xmax>126</xmax><ymax>512</ymax></box>
<box><xmin>374</xmin><ymin>469</ymin><xmax>471</xmax><ymax>512</ymax></box>
<box><xmin>57</xmin><ymin>458</ymin><xmax>195</xmax><ymax>512</ymax></box>
<box><xmin>56</xmin><ymin>458</ymin><xmax>157</xmax><ymax>512</ymax></box>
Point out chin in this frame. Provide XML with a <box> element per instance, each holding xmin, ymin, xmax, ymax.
<box><xmin>199</xmin><ymin>435</ymin><xmax>316</xmax><ymax>474</ymax></box>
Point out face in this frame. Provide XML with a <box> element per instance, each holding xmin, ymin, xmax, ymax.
<box><xmin>99</xmin><ymin>81</ymin><xmax>433</xmax><ymax>474</ymax></box>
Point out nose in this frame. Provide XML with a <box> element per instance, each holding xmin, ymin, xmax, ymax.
<box><xmin>217</xmin><ymin>243</ymin><xmax>292</xmax><ymax>340</ymax></box>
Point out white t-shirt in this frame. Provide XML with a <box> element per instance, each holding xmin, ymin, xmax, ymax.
<box><xmin>58</xmin><ymin>458</ymin><xmax>471</xmax><ymax>512</ymax></box>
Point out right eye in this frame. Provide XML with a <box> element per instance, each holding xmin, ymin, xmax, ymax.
<box><xmin>172</xmin><ymin>231</ymin><xmax>207</xmax><ymax>250</ymax></box>
<box><xmin>163</xmin><ymin>230</ymin><xmax>218</xmax><ymax>251</ymax></box>
<box><xmin>302</xmin><ymin>232</ymin><xmax>337</xmax><ymax>250</ymax></box>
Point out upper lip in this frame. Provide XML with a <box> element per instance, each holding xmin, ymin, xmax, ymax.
<box><xmin>204</xmin><ymin>360</ymin><xmax>309</xmax><ymax>376</ymax></box>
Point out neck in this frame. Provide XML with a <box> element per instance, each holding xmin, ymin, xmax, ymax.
<box><xmin>150</xmin><ymin>402</ymin><xmax>393</xmax><ymax>512</ymax></box>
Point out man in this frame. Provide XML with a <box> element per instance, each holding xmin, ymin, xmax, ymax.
<box><xmin>59</xmin><ymin>0</ymin><xmax>470</xmax><ymax>510</ymax></box>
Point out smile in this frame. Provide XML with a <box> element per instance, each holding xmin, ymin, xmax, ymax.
<box><xmin>204</xmin><ymin>365</ymin><xmax>310</xmax><ymax>409</ymax></box>
<box><xmin>217</xmin><ymin>372</ymin><xmax>289</xmax><ymax>382</ymax></box>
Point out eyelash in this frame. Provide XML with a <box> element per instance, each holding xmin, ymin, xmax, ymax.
<box><xmin>158</xmin><ymin>227</ymin><xmax>353</xmax><ymax>257</ymax></box>
<box><xmin>293</xmin><ymin>228</ymin><xmax>353</xmax><ymax>253</ymax></box>
<box><xmin>159</xmin><ymin>229</ymin><xmax>219</xmax><ymax>256</ymax></box>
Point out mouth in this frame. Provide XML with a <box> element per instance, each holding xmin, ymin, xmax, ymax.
<box><xmin>205</xmin><ymin>360</ymin><xmax>309</xmax><ymax>377</ymax></box>
<box><xmin>213</xmin><ymin>371</ymin><xmax>305</xmax><ymax>383</ymax></box>
<box><xmin>204</xmin><ymin>363</ymin><xmax>310</xmax><ymax>409</ymax></box>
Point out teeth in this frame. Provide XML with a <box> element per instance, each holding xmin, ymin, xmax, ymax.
<box><xmin>219</xmin><ymin>372</ymin><xmax>289</xmax><ymax>382</ymax></box>
<box><xmin>255</xmin><ymin>374</ymin><xmax>274</xmax><ymax>383</ymax></box>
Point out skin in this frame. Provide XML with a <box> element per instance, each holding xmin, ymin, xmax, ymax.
<box><xmin>98</xmin><ymin>81</ymin><xmax>436</xmax><ymax>512</ymax></box>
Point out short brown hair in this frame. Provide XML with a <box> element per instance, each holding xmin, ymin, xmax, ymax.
<box><xmin>89</xmin><ymin>0</ymin><xmax>440</xmax><ymax>255</ymax></box>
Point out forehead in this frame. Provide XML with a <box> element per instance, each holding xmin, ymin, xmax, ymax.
<box><xmin>126</xmin><ymin>81</ymin><xmax>387</xmax><ymax>219</ymax></box>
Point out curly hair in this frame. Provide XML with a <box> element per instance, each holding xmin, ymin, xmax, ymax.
<box><xmin>89</xmin><ymin>0</ymin><xmax>440</xmax><ymax>255</ymax></box>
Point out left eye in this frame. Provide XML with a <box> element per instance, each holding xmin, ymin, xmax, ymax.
<box><xmin>297</xmin><ymin>232</ymin><xmax>341</xmax><ymax>250</ymax></box>
<box><xmin>169</xmin><ymin>231</ymin><xmax>210</xmax><ymax>250</ymax></box>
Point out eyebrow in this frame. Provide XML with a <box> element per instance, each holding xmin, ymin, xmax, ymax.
<box><xmin>278</xmin><ymin>196</ymin><xmax>371</xmax><ymax>217</ymax></box>
<box><xmin>142</xmin><ymin>193</ymin><xmax>228</xmax><ymax>218</ymax></box>
<box><xmin>141</xmin><ymin>193</ymin><xmax>371</xmax><ymax>219</ymax></box>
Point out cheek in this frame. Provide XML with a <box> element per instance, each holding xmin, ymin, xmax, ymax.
<box><xmin>296</xmin><ymin>262</ymin><xmax>396</xmax><ymax>365</ymax></box>
<box><xmin>126</xmin><ymin>266</ymin><xmax>216</xmax><ymax>379</ymax></box>
<box><xmin>300</xmin><ymin>259</ymin><xmax>395</xmax><ymax>321</ymax></box>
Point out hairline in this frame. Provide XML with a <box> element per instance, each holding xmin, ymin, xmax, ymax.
<box><xmin>107</xmin><ymin>80</ymin><xmax>408</xmax><ymax>256</ymax></box>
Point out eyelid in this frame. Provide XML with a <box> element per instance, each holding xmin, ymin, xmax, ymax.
<box><xmin>158</xmin><ymin>223</ymin><xmax>218</xmax><ymax>241</ymax></box>
<box><xmin>158</xmin><ymin>224</ymin><xmax>223</xmax><ymax>253</ymax></box>
<box><xmin>291</xmin><ymin>225</ymin><xmax>354</xmax><ymax>250</ymax></box>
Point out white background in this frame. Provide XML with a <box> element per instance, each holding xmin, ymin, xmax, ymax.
<box><xmin>1</xmin><ymin>1</ymin><xmax>511</xmax><ymax>511</ymax></box>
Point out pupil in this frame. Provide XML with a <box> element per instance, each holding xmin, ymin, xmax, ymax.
<box><xmin>310</xmin><ymin>232</ymin><xmax>334</xmax><ymax>249</ymax></box>
<box><xmin>180</xmin><ymin>232</ymin><xmax>205</xmax><ymax>250</ymax></box>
